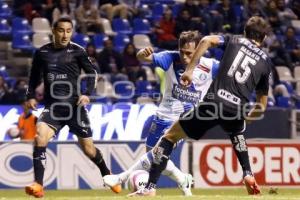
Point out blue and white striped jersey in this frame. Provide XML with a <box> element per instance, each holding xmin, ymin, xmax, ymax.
<box><xmin>152</xmin><ymin>51</ymin><xmax>219</xmax><ymax>121</ymax></box>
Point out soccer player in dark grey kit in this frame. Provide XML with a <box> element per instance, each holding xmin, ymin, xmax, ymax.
<box><xmin>24</xmin><ymin>17</ymin><xmax>121</xmax><ymax>198</ymax></box>
<box><xmin>129</xmin><ymin>16</ymin><xmax>271</xmax><ymax>196</ymax></box>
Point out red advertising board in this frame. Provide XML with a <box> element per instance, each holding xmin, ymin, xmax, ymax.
<box><xmin>193</xmin><ymin>140</ymin><xmax>300</xmax><ymax>188</ymax></box>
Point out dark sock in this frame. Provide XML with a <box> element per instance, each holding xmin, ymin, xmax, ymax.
<box><xmin>229</xmin><ymin>133</ymin><xmax>252</xmax><ymax>177</ymax></box>
<box><xmin>33</xmin><ymin>146</ymin><xmax>46</xmax><ymax>186</ymax></box>
<box><xmin>91</xmin><ymin>148</ymin><xmax>110</xmax><ymax>176</ymax></box>
<box><xmin>146</xmin><ymin>137</ymin><xmax>174</xmax><ymax>189</ymax></box>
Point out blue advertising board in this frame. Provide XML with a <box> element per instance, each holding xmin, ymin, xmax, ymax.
<box><xmin>0</xmin><ymin>141</ymin><xmax>187</xmax><ymax>189</ymax></box>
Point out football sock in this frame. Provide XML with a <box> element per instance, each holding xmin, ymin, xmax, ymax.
<box><xmin>91</xmin><ymin>148</ymin><xmax>110</xmax><ymax>177</ymax></box>
<box><xmin>119</xmin><ymin>153</ymin><xmax>151</xmax><ymax>182</ymax></box>
<box><xmin>229</xmin><ymin>133</ymin><xmax>252</xmax><ymax>177</ymax></box>
<box><xmin>147</xmin><ymin>152</ymin><xmax>186</xmax><ymax>184</ymax></box>
<box><xmin>146</xmin><ymin>138</ymin><xmax>174</xmax><ymax>189</ymax></box>
<box><xmin>33</xmin><ymin>146</ymin><xmax>46</xmax><ymax>186</ymax></box>
<box><xmin>162</xmin><ymin>159</ymin><xmax>186</xmax><ymax>184</ymax></box>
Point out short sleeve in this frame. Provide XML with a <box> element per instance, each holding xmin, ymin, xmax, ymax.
<box><xmin>211</xmin><ymin>59</ymin><xmax>220</xmax><ymax>79</ymax></box>
<box><xmin>152</xmin><ymin>51</ymin><xmax>179</xmax><ymax>71</ymax></box>
<box><xmin>218</xmin><ymin>35</ymin><xmax>231</xmax><ymax>50</ymax></box>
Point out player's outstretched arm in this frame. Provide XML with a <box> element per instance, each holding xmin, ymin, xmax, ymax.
<box><xmin>186</xmin><ymin>35</ymin><xmax>221</xmax><ymax>74</ymax></box>
<box><xmin>245</xmin><ymin>93</ymin><xmax>268</xmax><ymax>124</ymax></box>
<box><xmin>136</xmin><ymin>47</ymin><xmax>154</xmax><ymax>63</ymax></box>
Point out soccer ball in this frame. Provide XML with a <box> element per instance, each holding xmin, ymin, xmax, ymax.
<box><xmin>7</xmin><ymin>125</ymin><xmax>20</xmax><ymax>139</ymax></box>
<box><xmin>127</xmin><ymin>170</ymin><xmax>149</xmax><ymax>192</ymax></box>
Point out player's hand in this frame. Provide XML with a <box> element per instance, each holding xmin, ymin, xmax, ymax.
<box><xmin>245</xmin><ymin>118</ymin><xmax>252</xmax><ymax>125</ymax></box>
<box><xmin>180</xmin><ymin>71</ymin><xmax>193</xmax><ymax>87</ymax></box>
<box><xmin>139</xmin><ymin>47</ymin><xmax>154</xmax><ymax>57</ymax></box>
<box><xmin>27</xmin><ymin>98</ymin><xmax>38</xmax><ymax>110</ymax></box>
<box><xmin>245</xmin><ymin>116</ymin><xmax>255</xmax><ymax>125</ymax></box>
<box><xmin>77</xmin><ymin>95</ymin><xmax>90</xmax><ymax>106</ymax></box>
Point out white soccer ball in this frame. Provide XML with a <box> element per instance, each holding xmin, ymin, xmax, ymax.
<box><xmin>128</xmin><ymin>170</ymin><xmax>149</xmax><ymax>192</ymax></box>
<box><xmin>7</xmin><ymin>125</ymin><xmax>20</xmax><ymax>139</ymax></box>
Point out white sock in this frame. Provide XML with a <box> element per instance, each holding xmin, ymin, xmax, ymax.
<box><xmin>119</xmin><ymin>153</ymin><xmax>151</xmax><ymax>182</ymax></box>
<box><xmin>162</xmin><ymin>159</ymin><xmax>186</xmax><ymax>185</ymax></box>
<box><xmin>119</xmin><ymin>151</ymin><xmax>186</xmax><ymax>185</ymax></box>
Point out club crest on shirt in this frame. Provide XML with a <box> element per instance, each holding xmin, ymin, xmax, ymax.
<box><xmin>199</xmin><ymin>73</ymin><xmax>207</xmax><ymax>81</ymax></box>
<box><xmin>47</xmin><ymin>73</ymin><xmax>55</xmax><ymax>82</ymax></box>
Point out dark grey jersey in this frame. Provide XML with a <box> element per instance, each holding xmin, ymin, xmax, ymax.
<box><xmin>26</xmin><ymin>42</ymin><xmax>97</xmax><ymax>105</ymax></box>
<box><xmin>205</xmin><ymin>35</ymin><xmax>272</xmax><ymax>114</ymax></box>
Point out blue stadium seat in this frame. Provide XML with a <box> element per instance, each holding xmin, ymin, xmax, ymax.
<box><xmin>233</xmin><ymin>5</ymin><xmax>244</xmax><ymax>23</ymax></box>
<box><xmin>0</xmin><ymin>65</ymin><xmax>8</xmax><ymax>78</ymax></box>
<box><xmin>158</xmin><ymin>0</ymin><xmax>175</xmax><ymax>5</ymax></box>
<box><xmin>0</xmin><ymin>19</ymin><xmax>11</xmax><ymax>36</ymax></box>
<box><xmin>0</xmin><ymin>3</ymin><xmax>12</xmax><ymax>19</ymax></box>
<box><xmin>172</xmin><ymin>3</ymin><xmax>182</xmax><ymax>17</ymax></box>
<box><xmin>276</xmin><ymin>34</ymin><xmax>284</xmax><ymax>42</ymax></box>
<box><xmin>12</xmin><ymin>17</ymin><xmax>32</xmax><ymax>34</ymax></box>
<box><xmin>133</xmin><ymin>18</ymin><xmax>151</xmax><ymax>34</ymax></box>
<box><xmin>139</xmin><ymin>4</ymin><xmax>152</xmax><ymax>19</ymax></box>
<box><xmin>140</xmin><ymin>0</ymin><xmax>154</xmax><ymax>5</ymax></box>
<box><xmin>93</xmin><ymin>33</ymin><xmax>107</xmax><ymax>51</ymax></box>
<box><xmin>114</xmin><ymin>81</ymin><xmax>135</xmax><ymax>102</ymax></box>
<box><xmin>295</xmin><ymin>34</ymin><xmax>300</xmax><ymax>42</ymax></box>
<box><xmin>275</xmin><ymin>96</ymin><xmax>290</xmax><ymax>108</ymax></box>
<box><xmin>5</xmin><ymin>77</ymin><xmax>16</xmax><ymax>89</ymax></box>
<box><xmin>113</xmin><ymin>34</ymin><xmax>130</xmax><ymax>52</ymax></box>
<box><xmin>135</xmin><ymin>80</ymin><xmax>153</xmax><ymax>97</ymax></box>
<box><xmin>12</xmin><ymin>34</ymin><xmax>34</xmax><ymax>51</ymax></box>
<box><xmin>72</xmin><ymin>33</ymin><xmax>90</xmax><ymax>48</ymax></box>
<box><xmin>112</xmin><ymin>18</ymin><xmax>132</xmax><ymax>35</ymax></box>
<box><xmin>280</xmin><ymin>81</ymin><xmax>294</xmax><ymax>95</ymax></box>
<box><xmin>152</xmin><ymin>4</ymin><xmax>166</xmax><ymax>19</ymax></box>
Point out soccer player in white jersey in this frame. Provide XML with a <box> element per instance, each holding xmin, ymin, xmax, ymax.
<box><xmin>103</xmin><ymin>31</ymin><xmax>219</xmax><ymax>196</ymax></box>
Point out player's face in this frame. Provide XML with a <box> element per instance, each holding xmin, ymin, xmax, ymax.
<box><xmin>179</xmin><ymin>42</ymin><xmax>196</xmax><ymax>66</ymax></box>
<box><xmin>52</xmin><ymin>22</ymin><xmax>73</xmax><ymax>48</ymax></box>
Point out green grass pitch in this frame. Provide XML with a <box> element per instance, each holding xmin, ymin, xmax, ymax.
<box><xmin>1</xmin><ymin>188</ymin><xmax>300</xmax><ymax>200</ymax></box>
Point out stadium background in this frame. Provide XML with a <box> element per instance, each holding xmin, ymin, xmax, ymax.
<box><xmin>0</xmin><ymin>0</ymin><xmax>300</xmax><ymax>192</ymax></box>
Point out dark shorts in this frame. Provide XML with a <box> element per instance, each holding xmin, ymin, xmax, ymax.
<box><xmin>179</xmin><ymin>103</ymin><xmax>245</xmax><ymax>140</ymax></box>
<box><xmin>38</xmin><ymin>104</ymin><xmax>92</xmax><ymax>138</ymax></box>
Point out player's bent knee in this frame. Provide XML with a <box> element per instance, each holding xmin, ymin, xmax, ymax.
<box><xmin>164</xmin><ymin>123</ymin><xmax>186</xmax><ymax>143</ymax></box>
<box><xmin>164</xmin><ymin>133</ymin><xmax>177</xmax><ymax>144</ymax></box>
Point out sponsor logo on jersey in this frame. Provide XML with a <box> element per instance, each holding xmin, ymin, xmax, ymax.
<box><xmin>172</xmin><ymin>84</ymin><xmax>202</xmax><ymax>104</ymax></box>
<box><xmin>56</xmin><ymin>74</ymin><xmax>67</xmax><ymax>79</ymax></box>
<box><xmin>47</xmin><ymin>73</ymin><xmax>55</xmax><ymax>82</ymax></box>
<box><xmin>217</xmin><ymin>89</ymin><xmax>241</xmax><ymax>105</ymax></box>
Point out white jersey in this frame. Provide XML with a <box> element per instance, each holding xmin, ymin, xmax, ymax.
<box><xmin>152</xmin><ymin>51</ymin><xmax>219</xmax><ymax>121</ymax></box>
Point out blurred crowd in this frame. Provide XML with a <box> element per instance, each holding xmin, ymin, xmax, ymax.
<box><xmin>0</xmin><ymin>0</ymin><xmax>299</xmax><ymax>106</ymax></box>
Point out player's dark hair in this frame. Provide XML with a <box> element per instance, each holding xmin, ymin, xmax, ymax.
<box><xmin>179</xmin><ymin>31</ymin><xmax>201</xmax><ymax>48</ymax></box>
<box><xmin>244</xmin><ymin>16</ymin><xmax>269</xmax><ymax>43</ymax></box>
<box><xmin>53</xmin><ymin>17</ymin><xmax>73</xmax><ymax>29</ymax></box>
